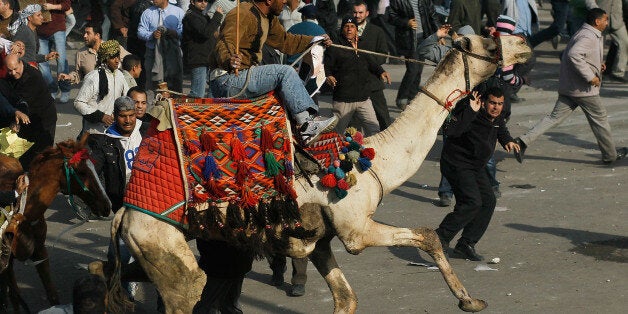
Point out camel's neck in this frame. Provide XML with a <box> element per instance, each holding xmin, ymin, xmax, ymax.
<box><xmin>366</xmin><ymin>58</ymin><xmax>494</xmax><ymax>194</ymax></box>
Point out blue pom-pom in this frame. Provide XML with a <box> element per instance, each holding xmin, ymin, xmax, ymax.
<box><xmin>345</xmin><ymin>136</ymin><xmax>352</xmax><ymax>142</ymax></box>
<box><xmin>358</xmin><ymin>157</ymin><xmax>372</xmax><ymax>171</ymax></box>
<box><xmin>334</xmin><ymin>167</ymin><xmax>345</xmax><ymax>179</ymax></box>
<box><xmin>328</xmin><ymin>165</ymin><xmax>336</xmax><ymax>173</ymax></box>
<box><xmin>203</xmin><ymin>154</ymin><xmax>221</xmax><ymax>180</ymax></box>
<box><xmin>341</xmin><ymin>147</ymin><xmax>349</xmax><ymax>153</ymax></box>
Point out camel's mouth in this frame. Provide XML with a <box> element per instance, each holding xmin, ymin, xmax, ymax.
<box><xmin>516</xmin><ymin>52</ymin><xmax>533</xmax><ymax>60</ymax></box>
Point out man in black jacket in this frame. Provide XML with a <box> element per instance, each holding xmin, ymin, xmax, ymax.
<box><xmin>388</xmin><ymin>0</ymin><xmax>440</xmax><ymax>110</ymax></box>
<box><xmin>353</xmin><ymin>0</ymin><xmax>391</xmax><ymax>130</ymax></box>
<box><xmin>324</xmin><ymin>16</ymin><xmax>391</xmax><ymax>136</ymax></box>
<box><xmin>435</xmin><ymin>87</ymin><xmax>520</xmax><ymax>261</ymax></box>
<box><xmin>2</xmin><ymin>54</ymin><xmax>57</xmax><ymax>171</ymax></box>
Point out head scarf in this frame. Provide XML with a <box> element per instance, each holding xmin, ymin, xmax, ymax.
<box><xmin>97</xmin><ymin>40</ymin><xmax>121</xmax><ymax>64</ymax></box>
<box><xmin>8</xmin><ymin>4</ymin><xmax>41</xmax><ymax>36</ymax></box>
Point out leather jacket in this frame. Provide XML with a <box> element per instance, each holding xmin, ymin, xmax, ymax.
<box><xmin>388</xmin><ymin>0</ymin><xmax>441</xmax><ymax>56</ymax></box>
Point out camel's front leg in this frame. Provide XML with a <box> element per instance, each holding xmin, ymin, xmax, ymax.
<box><xmin>308</xmin><ymin>235</ymin><xmax>357</xmax><ymax>314</ymax></box>
<box><xmin>344</xmin><ymin>220</ymin><xmax>487</xmax><ymax>312</ymax></box>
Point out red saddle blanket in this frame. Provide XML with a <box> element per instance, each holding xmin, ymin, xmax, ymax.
<box><xmin>123</xmin><ymin>93</ymin><xmax>296</xmax><ymax>229</ymax></box>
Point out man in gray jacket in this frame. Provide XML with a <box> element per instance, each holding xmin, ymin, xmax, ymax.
<box><xmin>514</xmin><ymin>8</ymin><xmax>627</xmax><ymax>164</ymax></box>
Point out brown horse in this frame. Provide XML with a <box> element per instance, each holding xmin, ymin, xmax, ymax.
<box><xmin>0</xmin><ymin>134</ymin><xmax>111</xmax><ymax>312</ymax></box>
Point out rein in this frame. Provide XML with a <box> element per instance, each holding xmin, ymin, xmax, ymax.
<box><xmin>63</xmin><ymin>157</ymin><xmax>94</xmax><ymax>217</ymax></box>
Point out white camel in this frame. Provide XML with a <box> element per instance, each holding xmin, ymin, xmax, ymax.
<box><xmin>97</xmin><ymin>34</ymin><xmax>531</xmax><ymax>313</ymax></box>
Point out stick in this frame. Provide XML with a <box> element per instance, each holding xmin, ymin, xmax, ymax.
<box><xmin>235</xmin><ymin>0</ymin><xmax>240</xmax><ymax>76</ymax></box>
<box><xmin>329</xmin><ymin>43</ymin><xmax>437</xmax><ymax>66</ymax></box>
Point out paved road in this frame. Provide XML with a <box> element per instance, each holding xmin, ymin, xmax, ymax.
<box><xmin>12</xmin><ymin>5</ymin><xmax>627</xmax><ymax>313</ymax></box>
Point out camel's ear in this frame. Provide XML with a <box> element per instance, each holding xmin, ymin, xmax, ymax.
<box><xmin>57</xmin><ymin>141</ymin><xmax>73</xmax><ymax>157</ymax></box>
<box><xmin>78</xmin><ymin>132</ymin><xmax>90</xmax><ymax>149</ymax></box>
<box><xmin>453</xmin><ymin>36</ymin><xmax>470</xmax><ymax>51</ymax></box>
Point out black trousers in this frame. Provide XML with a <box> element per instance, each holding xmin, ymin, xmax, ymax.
<box><xmin>438</xmin><ymin>159</ymin><xmax>496</xmax><ymax>245</ymax></box>
<box><xmin>370</xmin><ymin>89</ymin><xmax>391</xmax><ymax>130</ymax></box>
<box><xmin>396</xmin><ymin>51</ymin><xmax>423</xmax><ymax>104</ymax></box>
<box><xmin>192</xmin><ymin>276</ymin><xmax>244</xmax><ymax>314</ymax></box>
<box><xmin>268</xmin><ymin>255</ymin><xmax>308</xmax><ymax>285</ymax></box>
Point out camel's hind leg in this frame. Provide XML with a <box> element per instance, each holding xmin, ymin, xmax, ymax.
<box><xmin>120</xmin><ymin>209</ymin><xmax>206</xmax><ymax>314</ymax></box>
<box><xmin>340</xmin><ymin>220</ymin><xmax>487</xmax><ymax>312</ymax></box>
<box><xmin>308</xmin><ymin>235</ymin><xmax>357</xmax><ymax>314</ymax></box>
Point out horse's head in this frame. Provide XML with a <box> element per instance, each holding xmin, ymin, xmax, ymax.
<box><xmin>56</xmin><ymin>134</ymin><xmax>112</xmax><ymax>218</ymax></box>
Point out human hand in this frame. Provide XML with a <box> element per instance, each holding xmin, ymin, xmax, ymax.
<box><xmin>485</xmin><ymin>26</ymin><xmax>496</xmax><ymax>36</ymax></box>
<box><xmin>326</xmin><ymin>76</ymin><xmax>337</xmax><ymax>88</ymax></box>
<box><xmin>102</xmin><ymin>114</ymin><xmax>114</xmax><ymax>126</ymax></box>
<box><xmin>46</xmin><ymin>51</ymin><xmax>59</xmax><ymax>61</ymax></box>
<box><xmin>590</xmin><ymin>76</ymin><xmax>601</xmax><ymax>87</ymax></box>
<box><xmin>380</xmin><ymin>72</ymin><xmax>391</xmax><ymax>85</ymax></box>
<box><xmin>437</xmin><ymin>24</ymin><xmax>451</xmax><ymax>38</ymax></box>
<box><xmin>14</xmin><ymin>111</ymin><xmax>30</xmax><ymax>125</ymax></box>
<box><xmin>505</xmin><ymin>141</ymin><xmax>520</xmax><ymax>153</ymax></box>
<box><xmin>15</xmin><ymin>175</ymin><xmax>28</xmax><ymax>195</ymax></box>
<box><xmin>230</xmin><ymin>53</ymin><xmax>242</xmax><ymax>70</ymax></box>
<box><xmin>216</xmin><ymin>6</ymin><xmax>224</xmax><ymax>14</ymax></box>
<box><xmin>408</xmin><ymin>18</ymin><xmax>417</xmax><ymax>30</ymax></box>
<box><xmin>58</xmin><ymin>73</ymin><xmax>70</xmax><ymax>81</ymax></box>
<box><xmin>469</xmin><ymin>91</ymin><xmax>481</xmax><ymax>112</ymax></box>
<box><xmin>320</xmin><ymin>34</ymin><xmax>333</xmax><ymax>47</ymax></box>
<box><xmin>153</xmin><ymin>28</ymin><xmax>163</xmax><ymax>39</ymax></box>
<box><xmin>601</xmin><ymin>63</ymin><xmax>606</xmax><ymax>73</ymax></box>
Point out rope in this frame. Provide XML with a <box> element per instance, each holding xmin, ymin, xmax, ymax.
<box><xmin>329</xmin><ymin>43</ymin><xmax>438</xmax><ymax>66</ymax></box>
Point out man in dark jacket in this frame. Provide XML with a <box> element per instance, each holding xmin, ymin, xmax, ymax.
<box><xmin>2</xmin><ymin>54</ymin><xmax>57</xmax><ymax>170</ymax></box>
<box><xmin>353</xmin><ymin>0</ymin><xmax>391</xmax><ymax>130</ymax></box>
<box><xmin>182</xmin><ymin>0</ymin><xmax>223</xmax><ymax>97</ymax></box>
<box><xmin>388</xmin><ymin>0</ymin><xmax>440</xmax><ymax>110</ymax></box>
<box><xmin>324</xmin><ymin>16</ymin><xmax>391</xmax><ymax>136</ymax></box>
<box><xmin>435</xmin><ymin>87</ymin><xmax>520</xmax><ymax>261</ymax></box>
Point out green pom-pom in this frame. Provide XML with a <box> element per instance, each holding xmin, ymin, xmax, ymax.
<box><xmin>347</xmin><ymin>150</ymin><xmax>360</xmax><ymax>163</ymax></box>
<box><xmin>349</xmin><ymin>141</ymin><xmax>361</xmax><ymax>151</ymax></box>
<box><xmin>264</xmin><ymin>152</ymin><xmax>284</xmax><ymax>177</ymax></box>
<box><xmin>334</xmin><ymin>187</ymin><xmax>348</xmax><ymax>199</ymax></box>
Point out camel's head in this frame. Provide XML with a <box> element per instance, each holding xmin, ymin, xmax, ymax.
<box><xmin>452</xmin><ymin>34</ymin><xmax>531</xmax><ymax>68</ymax></box>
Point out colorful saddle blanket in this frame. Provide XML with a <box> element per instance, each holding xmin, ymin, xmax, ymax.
<box><xmin>124</xmin><ymin>93</ymin><xmax>296</xmax><ymax>229</ymax></box>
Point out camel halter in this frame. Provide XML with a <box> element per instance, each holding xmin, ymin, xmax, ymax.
<box><xmin>419</xmin><ymin>36</ymin><xmax>503</xmax><ymax>111</ymax></box>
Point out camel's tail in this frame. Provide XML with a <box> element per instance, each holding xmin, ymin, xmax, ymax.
<box><xmin>106</xmin><ymin>208</ymin><xmax>133</xmax><ymax>313</ymax></box>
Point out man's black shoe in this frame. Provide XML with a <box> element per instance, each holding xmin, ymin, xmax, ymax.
<box><xmin>514</xmin><ymin>137</ymin><xmax>527</xmax><ymax>163</ymax></box>
<box><xmin>452</xmin><ymin>242</ymin><xmax>484</xmax><ymax>261</ymax></box>
<box><xmin>288</xmin><ymin>284</ymin><xmax>305</xmax><ymax>297</ymax></box>
<box><xmin>607</xmin><ymin>74</ymin><xmax>627</xmax><ymax>83</ymax></box>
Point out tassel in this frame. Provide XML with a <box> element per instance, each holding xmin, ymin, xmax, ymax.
<box><xmin>184</xmin><ymin>141</ymin><xmax>200</xmax><ymax>155</ymax></box>
<box><xmin>192</xmin><ymin>186</ymin><xmax>210</xmax><ymax>202</ymax></box>
<box><xmin>347</xmin><ymin>151</ymin><xmax>360</xmax><ymax>163</ymax></box>
<box><xmin>204</xmin><ymin>179</ymin><xmax>227</xmax><ymax>198</ymax></box>
<box><xmin>345</xmin><ymin>172</ymin><xmax>357</xmax><ymax>186</ymax></box>
<box><xmin>358</xmin><ymin>157</ymin><xmax>372</xmax><ymax>171</ymax></box>
<box><xmin>320</xmin><ymin>173</ymin><xmax>337</xmax><ymax>188</ymax></box>
<box><xmin>345</xmin><ymin>127</ymin><xmax>357</xmax><ymax>136</ymax></box>
<box><xmin>349</xmin><ymin>141</ymin><xmax>361</xmax><ymax>151</ymax></box>
<box><xmin>327</xmin><ymin>165</ymin><xmax>336</xmax><ymax>173</ymax></box>
<box><xmin>199</xmin><ymin>130</ymin><xmax>217</xmax><ymax>152</ymax></box>
<box><xmin>334</xmin><ymin>167</ymin><xmax>345</xmax><ymax>180</ymax></box>
<box><xmin>235</xmin><ymin>162</ymin><xmax>249</xmax><ymax>185</ymax></box>
<box><xmin>339</xmin><ymin>160</ymin><xmax>353</xmax><ymax>172</ymax></box>
<box><xmin>353</xmin><ymin>132</ymin><xmax>364</xmax><ymax>145</ymax></box>
<box><xmin>240</xmin><ymin>185</ymin><xmax>259</xmax><ymax>207</ymax></box>
<box><xmin>283</xmin><ymin>133</ymin><xmax>291</xmax><ymax>153</ymax></box>
<box><xmin>361</xmin><ymin>147</ymin><xmax>375</xmax><ymax>160</ymax></box>
<box><xmin>274</xmin><ymin>173</ymin><xmax>297</xmax><ymax>200</ymax></box>
<box><xmin>230</xmin><ymin>132</ymin><xmax>246</xmax><ymax>162</ymax></box>
<box><xmin>284</xmin><ymin>160</ymin><xmax>294</xmax><ymax>177</ymax></box>
<box><xmin>264</xmin><ymin>152</ymin><xmax>283</xmax><ymax>177</ymax></box>
<box><xmin>203</xmin><ymin>153</ymin><xmax>221</xmax><ymax>180</ymax></box>
<box><xmin>337</xmin><ymin>179</ymin><xmax>350</xmax><ymax>190</ymax></box>
<box><xmin>334</xmin><ymin>187</ymin><xmax>348</xmax><ymax>199</ymax></box>
<box><xmin>260</xmin><ymin>125</ymin><xmax>274</xmax><ymax>153</ymax></box>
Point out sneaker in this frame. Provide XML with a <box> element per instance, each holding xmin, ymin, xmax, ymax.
<box><xmin>551</xmin><ymin>35</ymin><xmax>560</xmax><ymax>50</ymax></box>
<box><xmin>60</xmin><ymin>91</ymin><xmax>71</xmax><ymax>103</ymax></box>
<box><xmin>300</xmin><ymin>115</ymin><xmax>338</xmax><ymax>146</ymax></box>
<box><xmin>437</xmin><ymin>194</ymin><xmax>452</xmax><ymax>207</ymax></box>
<box><xmin>288</xmin><ymin>284</ymin><xmax>305</xmax><ymax>297</ymax></box>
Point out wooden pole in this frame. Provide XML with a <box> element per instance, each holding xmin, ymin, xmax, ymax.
<box><xmin>235</xmin><ymin>0</ymin><xmax>240</xmax><ymax>76</ymax></box>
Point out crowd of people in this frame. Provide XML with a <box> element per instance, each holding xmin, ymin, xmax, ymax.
<box><xmin>0</xmin><ymin>0</ymin><xmax>626</xmax><ymax>312</ymax></box>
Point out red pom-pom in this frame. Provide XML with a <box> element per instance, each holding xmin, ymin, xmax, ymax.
<box><xmin>184</xmin><ymin>141</ymin><xmax>200</xmax><ymax>154</ymax></box>
<box><xmin>230</xmin><ymin>132</ymin><xmax>246</xmax><ymax>162</ymax></box>
<box><xmin>353</xmin><ymin>132</ymin><xmax>364</xmax><ymax>145</ymax></box>
<box><xmin>337</xmin><ymin>179</ymin><xmax>350</xmax><ymax>190</ymax></box>
<box><xmin>274</xmin><ymin>173</ymin><xmax>297</xmax><ymax>200</ymax></box>
<box><xmin>235</xmin><ymin>162</ymin><xmax>249</xmax><ymax>185</ymax></box>
<box><xmin>260</xmin><ymin>125</ymin><xmax>274</xmax><ymax>152</ymax></box>
<box><xmin>320</xmin><ymin>173</ymin><xmax>337</xmax><ymax>188</ymax></box>
<box><xmin>361</xmin><ymin>147</ymin><xmax>375</xmax><ymax>160</ymax></box>
<box><xmin>240</xmin><ymin>185</ymin><xmax>259</xmax><ymax>207</ymax></box>
<box><xmin>204</xmin><ymin>179</ymin><xmax>227</xmax><ymax>198</ymax></box>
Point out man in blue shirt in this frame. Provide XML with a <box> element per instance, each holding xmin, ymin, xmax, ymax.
<box><xmin>138</xmin><ymin>0</ymin><xmax>185</xmax><ymax>92</ymax></box>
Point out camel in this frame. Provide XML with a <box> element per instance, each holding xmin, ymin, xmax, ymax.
<box><xmin>100</xmin><ymin>34</ymin><xmax>532</xmax><ymax>313</ymax></box>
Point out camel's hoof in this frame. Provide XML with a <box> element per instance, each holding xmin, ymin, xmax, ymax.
<box><xmin>88</xmin><ymin>261</ymin><xmax>105</xmax><ymax>279</ymax></box>
<box><xmin>458</xmin><ymin>298</ymin><xmax>488</xmax><ymax>312</ymax></box>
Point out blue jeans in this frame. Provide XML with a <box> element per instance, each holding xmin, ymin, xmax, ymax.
<box><xmin>38</xmin><ymin>31</ymin><xmax>71</xmax><ymax>94</ymax></box>
<box><xmin>210</xmin><ymin>64</ymin><xmax>317</xmax><ymax>117</ymax></box>
<box><xmin>530</xmin><ymin>0</ymin><xmax>570</xmax><ymax>47</ymax></box>
<box><xmin>190</xmin><ymin>66</ymin><xmax>208</xmax><ymax>98</ymax></box>
<box><xmin>439</xmin><ymin>154</ymin><xmax>499</xmax><ymax>197</ymax></box>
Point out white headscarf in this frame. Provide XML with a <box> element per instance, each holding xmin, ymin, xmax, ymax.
<box><xmin>8</xmin><ymin>4</ymin><xmax>42</xmax><ymax>36</ymax></box>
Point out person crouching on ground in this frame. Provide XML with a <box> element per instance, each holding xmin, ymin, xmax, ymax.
<box><xmin>435</xmin><ymin>87</ymin><xmax>520</xmax><ymax>261</ymax></box>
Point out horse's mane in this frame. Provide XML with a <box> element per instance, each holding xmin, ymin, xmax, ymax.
<box><xmin>29</xmin><ymin>139</ymin><xmax>80</xmax><ymax>173</ymax></box>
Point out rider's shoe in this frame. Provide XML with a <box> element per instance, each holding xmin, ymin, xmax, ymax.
<box><xmin>299</xmin><ymin>115</ymin><xmax>338</xmax><ymax>146</ymax></box>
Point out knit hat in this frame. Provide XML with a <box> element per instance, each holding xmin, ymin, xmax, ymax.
<box><xmin>495</xmin><ymin>15</ymin><xmax>516</xmax><ymax>35</ymax></box>
<box><xmin>341</xmin><ymin>16</ymin><xmax>358</xmax><ymax>29</ymax></box>
<box><xmin>457</xmin><ymin>25</ymin><xmax>475</xmax><ymax>36</ymax></box>
<box><xmin>114</xmin><ymin>96</ymin><xmax>136</xmax><ymax>115</ymax></box>
<box><xmin>298</xmin><ymin>4</ymin><xmax>317</xmax><ymax>19</ymax></box>
<box><xmin>97</xmin><ymin>40</ymin><xmax>121</xmax><ymax>64</ymax></box>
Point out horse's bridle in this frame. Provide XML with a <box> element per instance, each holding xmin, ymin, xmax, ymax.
<box><xmin>63</xmin><ymin>158</ymin><xmax>95</xmax><ymax>217</ymax></box>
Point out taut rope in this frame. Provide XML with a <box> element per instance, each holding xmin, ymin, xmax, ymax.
<box><xmin>328</xmin><ymin>43</ymin><xmax>438</xmax><ymax>66</ymax></box>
